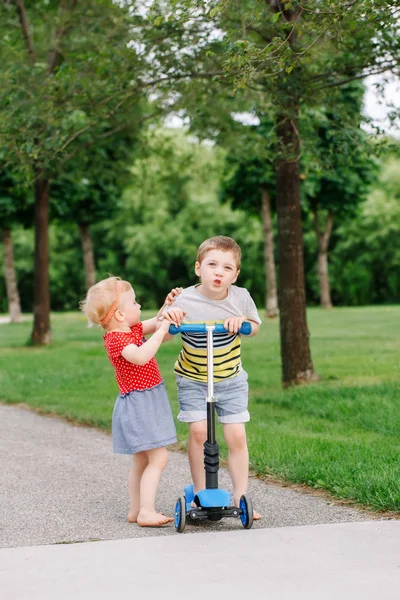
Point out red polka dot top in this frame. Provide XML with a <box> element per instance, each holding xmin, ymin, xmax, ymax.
<box><xmin>103</xmin><ymin>322</ymin><xmax>162</xmax><ymax>394</ymax></box>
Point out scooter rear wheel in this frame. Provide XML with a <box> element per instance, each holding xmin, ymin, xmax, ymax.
<box><xmin>239</xmin><ymin>494</ymin><xmax>254</xmax><ymax>529</ymax></box>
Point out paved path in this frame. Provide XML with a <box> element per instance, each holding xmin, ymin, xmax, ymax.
<box><xmin>1</xmin><ymin>404</ymin><xmax>372</xmax><ymax>548</ymax></box>
<box><xmin>1</xmin><ymin>404</ymin><xmax>399</xmax><ymax>600</ymax></box>
<box><xmin>1</xmin><ymin>521</ymin><xmax>400</xmax><ymax>600</ymax></box>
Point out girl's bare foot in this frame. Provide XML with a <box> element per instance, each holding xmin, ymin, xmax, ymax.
<box><xmin>127</xmin><ymin>511</ymin><xmax>139</xmax><ymax>523</ymax></box>
<box><xmin>129</xmin><ymin>510</ymin><xmax>167</xmax><ymax>523</ymax></box>
<box><xmin>137</xmin><ymin>512</ymin><xmax>173</xmax><ymax>527</ymax></box>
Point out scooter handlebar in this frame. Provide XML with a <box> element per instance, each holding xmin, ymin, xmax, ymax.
<box><xmin>168</xmin><ymin>322</ymin><xmax>252</xmax><ymax>336</ymax></box>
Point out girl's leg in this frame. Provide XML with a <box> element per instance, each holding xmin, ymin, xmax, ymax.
<box><xmin>223</xmin><ymin>423</ymin><xmax>261</xmax><ymax>520</ymax></box>
<box><xmin>127</xmin><ymin>451</ymin><xmax>148</xmax><ymax>522</ymax></box>
<box><xmin>188</xmin><ymin>420</ymin><xmax>207</xmax><ymax>493</ymax></box>
<box><xmin>137</xmin><ymin>447</ymin><xmax>172</xmax><ymax>527</ymax></box>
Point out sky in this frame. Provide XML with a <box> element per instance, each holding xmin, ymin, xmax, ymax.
<box><xmin>363</xmin><ymin>74</ymin><xmax>400</xmax><ymax>137</ymax></box>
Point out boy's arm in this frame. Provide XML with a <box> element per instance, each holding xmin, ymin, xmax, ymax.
<box><xmin>246</xmin><ymin>319</ymin><xmax>260</xmax><ymax>337</ymax></box>
<box><xmin>142</xmin><ymin>287</ymin><xmax>183</xmax><ymax>336</ymax></box>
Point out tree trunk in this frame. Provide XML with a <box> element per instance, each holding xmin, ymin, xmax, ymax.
<box><xmin>261</xmin><ymin>187</ymin><xmax>278</xmax><ymax>318</ymax></box>
<box><xmin>31</xmin><ymin>173</ymin><xmax>51</xmax><ymax>345</ymax></box>
<box><xmin>275</xmin><ymin>104</ymin><xmax>317</xmax><ymax>386</ymax></box>
<box><xmin>79</xmin><ymin>222</ymin><xmax>96</xmax><ymax>290</ymax></box>
<box><xmin>314</xmin><ymin>209</ymin><xmax>333</xmax><ymax>309</ymax></box>
<box><xmin>2</xmin><ymin>228</ymin><xmax>23</xmax><ymax>323</ymax></box>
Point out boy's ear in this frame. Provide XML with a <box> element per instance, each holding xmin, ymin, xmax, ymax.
<box><xmin>232</xmin><ymin>269</ymin><xmax>240</xmax><ymax>283</ymax></box>
<box><xmin>194</xmin><ymin>261</ymin><xmax>201</xmax><ymax>277</ymax></box>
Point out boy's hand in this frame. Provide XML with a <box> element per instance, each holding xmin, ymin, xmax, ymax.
<box><xmin>224</xmin><ymin>315</ymin><xmax>246</xmax><ymax>334</ymax></box>
<box><xmin>164</xmin><ymin>287</ymin><xmax>183</xmax><ymax>306</ymax></box>
<box><xmin>164</xmin><ymin>308</ymin><xmax>186</xmax><ymax>326</ymax></box>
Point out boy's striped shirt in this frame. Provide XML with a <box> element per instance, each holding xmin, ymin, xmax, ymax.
<box><xmin>174</xmin><ymin>322</ymin><xmax>241</xmax><ymax>382</ymax></box>
<box><xmin>165</xmin><ymin>284</ymin><xmax>262</xmax><ymax>382</ymax></box>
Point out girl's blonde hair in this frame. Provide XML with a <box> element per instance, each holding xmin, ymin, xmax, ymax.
<box><xmin>80</xmin><ymin>276</ymin><xmax>132</xmax><ymax>327</ymax></box>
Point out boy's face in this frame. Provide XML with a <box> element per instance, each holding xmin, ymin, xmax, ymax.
<box><xmin>195</xmin><ymin>249</ymin><xmax>239</xmax><ymax>298</ymax></box>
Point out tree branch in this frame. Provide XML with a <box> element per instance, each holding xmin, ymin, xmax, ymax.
<box><xmin>47</xmin><ymin>0</ymin><xmax>79</xmax><ymax>75</ymax></box>
<box><xmin>314</xmin><ymin>64</ymin><xmax>398</xmax><ymax>90</ymax></box>
<box><xmin>14</xmin><ymin>0</ymin><xmax>36</xmax><ymax>60</ymax></box>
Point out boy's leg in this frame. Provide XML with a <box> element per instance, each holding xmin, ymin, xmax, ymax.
<box><xmin>176</xmin><ymin>375</ymin><xmax>208</xmax><ymax>493</ymax></box>
<box><xmin>137</xmin><ymin>447</ymin><xmax>173</xmax><ymax>527</ymax></box>
<box><xmin>222</xmin><ymin>423</ymin><xmax>249</xmax><ymax>505</ymax></box>
<box><xmin>127</xmin><ymin>451</ymin><xmax>148</xmax><ymax>522</ymax></box>
<box><xmin>188</xmin><ymin>420</ymin><xmax>207</xmax><ymax>493</ymax></box>
<box><xmin>222</xmin><ymin>423</ymin><xmax>262</xmax><ymax>520</ymax></box>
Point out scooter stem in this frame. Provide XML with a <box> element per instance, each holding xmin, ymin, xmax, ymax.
<box><xmin>204</xmin><ymin>325</ymin><xmax>219</xmax><ymax>489</ymax></box>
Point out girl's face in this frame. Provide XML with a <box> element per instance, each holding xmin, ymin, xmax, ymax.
<box><xmin>119</xmin><ymin>288</ymin><xmax>141</xmax><ymax>327</ymax></box>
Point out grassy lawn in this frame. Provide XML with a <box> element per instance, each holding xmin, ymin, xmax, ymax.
<box><xmin>0</xmin><ymin>306</ymin><xmax>399</xmax><ymax>513</ymax></box>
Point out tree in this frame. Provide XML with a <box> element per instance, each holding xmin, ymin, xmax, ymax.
<box><xmin>302</xmin><ymin>83</ymin><xmax>378</xmax><ymax>308</ymax></box>
<box><xmin>221</xmin><ymin>146</ymin><xmax>278</xmax><ymax>318</ymax></box>
<box><xmin>153</xmin><ymin>0</ymin><xmax>399</xmax><ymax>385</ymax></box>
<box><xmin>98</xmin><ymin>128</ymin><xmax>265</xmax><ymax>307</ymax></box>
<box><xmin>51</xmin><ymin>125</ymin><xmax>138</xmax><ymax>291</ymax></box>
<box><xmin>0</xmin><ymin>0</ymin><xmax>146</xmax><ymax>343</ymax></box>
<box><xmin>0</xmin><ymin>167</ymin><xmax>32</xmax><ymax>322</ymax></box>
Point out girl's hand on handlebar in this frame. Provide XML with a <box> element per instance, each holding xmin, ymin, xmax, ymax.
<box><xmin>224</xmin><ymin>315</ymin><xmax>246</xmax><ymax>334</ymax></box>
<box><xmin>157</xmin><ymin>318</ymin><xmax>173</xmax><ymax>333</ymax></box>
<box><xmin>164</xmin><ymin>307</ymin><xmax>186</xmax><ymax>326</ymax></box>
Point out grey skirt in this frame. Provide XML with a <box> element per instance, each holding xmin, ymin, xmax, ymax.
<box><xmin>112</xmin><ymin>381</ymin><xmax>177</xmax><ymax>455</ymax></box>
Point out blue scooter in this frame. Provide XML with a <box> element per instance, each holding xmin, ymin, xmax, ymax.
<box><xmin>169</xmin><ymin>322</ymin><xmax>254</xmax><ymax>532</ymax></box>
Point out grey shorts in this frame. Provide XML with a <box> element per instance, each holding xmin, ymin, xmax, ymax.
<box><xmin>176</xmin><ymin>369</ymin><xmax>249</xmax><ymax>424</ymax></box>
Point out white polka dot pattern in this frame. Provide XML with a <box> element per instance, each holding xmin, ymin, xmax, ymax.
<box><xmin>104</xmin><ymin>322</ymin><xmax>163</xmax><ymax>393</ymax></box>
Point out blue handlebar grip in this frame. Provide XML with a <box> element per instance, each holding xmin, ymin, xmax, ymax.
<box><xmin>168</xmin><ymin>323</ymin><xmax>206</xmax><ymax>335</ymax></box>
<box><xmin>239</xmin><ymin>321</ymin><xmax>252</xmax><ymax>335</ymax></box>
<box><xmin>168</xmin><ymin>322</ymin><xmax>252</xmax><ymax>335</ymax></box>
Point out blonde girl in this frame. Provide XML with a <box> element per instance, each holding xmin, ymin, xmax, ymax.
<box><xmin>81</xmin><ymin>276</ymin><xmax>184</xmax><ymax>527</ymax></box>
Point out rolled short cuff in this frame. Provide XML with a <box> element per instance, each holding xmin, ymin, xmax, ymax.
<box><xmin>218</xmin><ymin>410</ymin><xmax>250</xmax><ymax>424</ymax></box>
<box><xmin>177</xmin><ymin>410</ymin><xmax>207</xmax><ymax>423</ymax></box>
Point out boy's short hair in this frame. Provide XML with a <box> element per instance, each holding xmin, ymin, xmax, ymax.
<box><xmin>79</xmin><ymin>276</ymin><xmax>131</xmax><ymax>327</ymax></box>
<box><xmin>197</xmin><ymin>236</ymin><xmax>241</xmax><ymax>269</ymax></box>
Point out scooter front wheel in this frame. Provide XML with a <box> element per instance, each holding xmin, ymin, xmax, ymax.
<box><xmin>174</xmin><ymin>497</ymin><xmax>186</xmax><ymax>533</ymax></box>
<box><xmin>239</xmin><ymin>494</ymin><xmax>254</xmax><ymax>529</ymax></box>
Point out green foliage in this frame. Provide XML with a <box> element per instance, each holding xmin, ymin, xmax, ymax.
<box><xmin>301</xmin><ymin>83</ymin><xmax>378</xmax><ymax>218</ymax></box>
<box><xmin>50</xmin><ymin>122</ymin><xmax>139</xmax><ymax>225</ymax></box>
<box><xmin>0</xmin><ymin>0</ymin><xmax>145</xmax><ymax>175</ymax></box>
<box><xmin>2</xmin><ymin>129</ymin><xmax>400</xmax><ymax>312</ymax></box>
<box><xmin>95</xmin><ymin>129</ymin><xmax>265</xmax><ymax>307</ymax></box>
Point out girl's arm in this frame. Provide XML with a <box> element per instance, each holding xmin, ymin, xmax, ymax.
<box><xmin>142</xmin><ymin>287</ymin><xmax>183</xmax><ymax>336</ymax></box>
<box><xmin>122</xmin><ymin>320</ymin><xmax>170</xmax><ymax>366</ymax></box>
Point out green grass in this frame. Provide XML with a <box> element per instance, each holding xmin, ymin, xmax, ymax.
<box><xmin>0</xmin><ymin>306</ymin><xmax>399</xmax><ymax>513</ymax></box>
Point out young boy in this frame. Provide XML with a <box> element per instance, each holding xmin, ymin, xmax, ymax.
<box><xmin>165</xmin><ymin>236</ymin><xmax>262</xmax><ymax>518</ymax></box>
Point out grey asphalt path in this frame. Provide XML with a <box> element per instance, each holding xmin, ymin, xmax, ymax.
<box><xmin>0</xmin><ymin>404</ymin><xmax>375</xmax><ymax>549</ymax></box>
<box><xmin>1</xmin><ymin>521</ymin><xmax>399</xmax><ymax>600</ymax></box>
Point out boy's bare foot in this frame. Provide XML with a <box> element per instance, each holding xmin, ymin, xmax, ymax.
<box><xmin>253</xmin><ymin>511</ymin><xmax>262</xmax><ymax>520</ymax></box>
<box><xmin>137</xmin><ymin>512</ymin><xmax>173</xmax><ymax>527</ymax></box>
